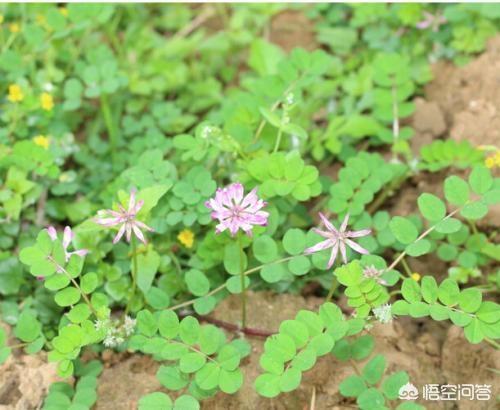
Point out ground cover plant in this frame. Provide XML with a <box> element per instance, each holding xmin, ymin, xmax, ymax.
<box><xmin>1</xmin><ymin>3</ymin><xmax>499</xmax><ymax>410</ymax></box>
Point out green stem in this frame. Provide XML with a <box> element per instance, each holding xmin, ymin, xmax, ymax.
<box><xmin>125</xmin><ymin>237</ymin><xmax>138</xmax><ymax>316</ymax></box>
<box><xmin>238</xmin><ymin>233</ymin><xmax>247</xmax><ymax>329</ymax></box>
<box><xmin>273</xmin><ymin>127</ymin><xmax>283</xmax><ymax>153</ymax></box>
<box><xmin>47</xmin><ymin>256</ymin><xmax>97</xmax><ymax>317</ymax></box>
<box><xmin>326</xmin><ymin>277</ymin><xmax>338</xmax><ymax>302</ymax></box>
<box><xmin>167</xmin><ymin>256</ymin><xmax>296</xmax><ymax>312</ymax></box>
<box><xmin>400</xmin><ymin>258</ymin><xmax>413</xmax><ymax>277</ymax></box>
<box><xmin>100</xmin><ymin>93</ymin><xmax>117</xmax><ymax>164</ymax></box>
<box><xmin>485</xmin><ymin>338</ymin><xmax>500</xmax><ymax>349</ymax></box>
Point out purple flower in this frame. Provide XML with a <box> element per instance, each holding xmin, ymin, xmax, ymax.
<box><xmin>305</xmin><ymin>212</ymin><xmax>371</xmax><ymax>269</ymax></box>
<box><xmin>46</xmin><ymin>226</ymin><xmax>89</xmax><ymax>262</ymax></box>
<box><xmin>94</xmin><ymin>189</ymin><xmax>154</xmax><ymax>244</ymax></box>
<box><xmin>205</xmin><ymin>182</ymin><xmax>269</xmax><ymax>237</ymax></box>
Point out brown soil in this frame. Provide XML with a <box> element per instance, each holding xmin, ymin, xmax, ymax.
<box><xmin>269</xmin><ymin>10</ymin><xmax>318</xmax><ymax>52</ymax></box>
<box><xmin>424</xmin><ymin>36</ymin><xmax>500</xmax><ymax>148</ymax></box>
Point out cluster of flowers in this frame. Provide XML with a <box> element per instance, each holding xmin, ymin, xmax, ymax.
<box><xmin>95</xmin><ymin>315</ymin><xmax>137</xmax><ymax>348</ymax></box>
<box><xmin>44</xmin><ymin>182</ymin><xmax>383</xmax><ymax>348</ymax></box>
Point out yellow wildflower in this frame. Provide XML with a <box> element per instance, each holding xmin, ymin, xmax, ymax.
<box><xmin>7</xmin><ymin>84</ymin><xmax>23</xmax><ymax>103</ymax></box>
<box><xmin>485</xmin><ymin>156</ymin><xmax>496</xmax><ymax>169</ymax></box>
<box><xmin>0</xmin><ymin>15</ymin><xmax>4</xmax><ymax>24</ymax></box>
<box><xmin>8</xmin><ymin>23</ymin><xmax>20</xmax><ymax>33</ymax></box>
<box><xmin>411</xmin><ymin>272</ymin><xmax>421</xmax><ymax>282</ymax></box>
<box><xmin>33</xmin><ymin>135</ymin><xmax>50</xmax><ymax>150</ymax></box>
<box><xmin>177</xmin><ymin>229</ymin><xmax>194</xmax><ymax>248</ymax></box>
<box><xmin>40</xmin><ymin>92</ymin><xmax>54</xmax><ymax>111</ymax></box>
<box><xmin>59</xmin><ymin>7</ymin><xmax>68</xmax><ymax>17</ymax></box>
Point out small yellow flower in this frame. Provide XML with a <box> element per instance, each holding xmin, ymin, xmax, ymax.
<box><xmin>411</xmin><ymin>272</ymin><xmax>421</xmax><ymax>282</ymax></box>
<box><xmin>33</xmin><ymin>135</ymin><xmax>50</xmax><ymax>150</ymax></box>
<box><xmin>177</xmin><ymin>229</ymin><xmax>194</xmax><ymax>248</ymax></box>
<box><xmin>59</xmin><ymin>7</ymin><xmax>68</xmax><ymax>17</ymax></box>
<box><xmin>8</xmin><ymin>23</ymin><xmax>20</xmax><ymax>33</ymax></box>
<box><xmin>40</xmin><ymin>92</ymin><xmax>54</xmax><ymax>111</ymax></box>
<box><xmin>0</xmin><ymin>15</ymin><xmax>4</xmax><ymax>24</ymax></box>
<box><xmin>7</xmin><ymin>84</ymin><xmax>24</xmax><ymax>103</ymax></box>
<box><xmin>485</xmin><ymin>157</ymin><xmax>496</xmax><ymax>169</ymax></box>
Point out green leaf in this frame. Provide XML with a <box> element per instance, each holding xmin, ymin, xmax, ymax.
<box><xmin>198</xmin><ymin>325</ymin><xmax>224</xmax><ymax>355</ymax></box>
<box><xmin>435</xmin><ymin>218</ymin><xmax>462</xmax><ymax>234</ymax></box>
<box><xmin>362</xmin><ymin>354</ymin><xmax>386</xmax><ymax>385</ymax></box>
<box><xmin>137</xmin><ymin>310</ymin><xmax>158</xmax><ymax>337</ymax></box>
<box><xmin>401</xmin><ymin>279</ymin><xmax>421</xmax><ymax>303</ymax></box>
<box><xmin>226</xmin><ymin>275</ymin><xmax>250</xmax><ymax>293</ymax></box>
<box><xmin>156</xmin><ymin>365</ymin><xmax>189</xmax><ymax>391</ymax></box>
<box><xmin>458</xmin><ymin>288</ymin><xmax>482</xmax><ymax>313</ymax></box>
<box><xmin>218</xmin><ymin>368</ymin><xmax>243</xmax><ymax>394</ymax></box>
<box><xmin>248</xmin><ymin>38</ymin><xmax>284</xmax><ymax>76</ymax></box>
<box><xmin>253</xmin><ymin>235</ymin><xmax>278</xmax><ymax>263</ymax></box>
<box><xmin>260</xmin><ymin>264</ymin><xmax>286</xmax><ymax>283</ymax></box>
<box><xmin>351</xmin><ymin>335</ymin><xmax>374</xmax><ymax>360</ymax></box>
<box><xmin>67</xmin><ymin>304</ymin><xmax>91</xmax><ymax>324</ymax></box>
<box><xmin>279</xmin><ymin>320</ymin><xmax>309</xmax><ymax>349</ymax></box>
<box><xmin>138</xmin><ymin>392</ymin><xmax>172</xmax><ymax>410</ymax></box>
<box><xmin>223</xmin><ymin>243</ymin><xmax>247</xmax><ymax>275</ymax></box>
<box><xmin>339</xmin><ymin>375</ymin><xmax>367</xmax><ymax>397</ymax></box>
<box><xmin>476</xmin><ymin>301</ymin><xmax>500</xmax><ymax>323</ymax></box>
<box><xmin>137</xmin><ymin>184</ymin><xmax>171</xmax><ymax>215</ymax></box>
<box><xmin>195</xmin><ymin>363</ymin><xmax>220</xmax><ymax>390</ymax></box>
<box><xmin>389</xmin><ymin>217</ymin><xmax>418</xmax><ymax>244</ymax></box>
<box><xmin>460</xmin><ymin>201</ymin><xmax>488</xmax><ymax>220</ymax></box>
<box><xmin>173</xmin><ymin>395</ymin><xmax>199</xmax><ymax>410</ymax></box>
<box><xmin>420</xmin><ymin>276</ymin><xmax>438</xmax><ymax>304</ymax></box>
<box><xmin>137</xmin><ymin>249</ymin><xmax>160</xmax><ymax>294</ymax></box>
<box><xmin>14</xmin><ymin>311</ymin><xmax>41</xmax><ymax>343</ymax></box>
<box><xmin>382</xmin><ymin>371</ymin><xmax>409</xmax><ymax>400</ymax></box>
<box><xmin>469</xmin><ymin>166</ymin><xmax>492</xmax><ymax>195</ymax></box>
<box><xmin>158</xmin><ymin>311</ymin><xmax>179</xmax><ymax>339</ymax></box>
<box><xmin>437</xmin><ymin>279</ymin><xmax>460</xmax><ymax>307</ymax></box>
<box><xmin>217</xmin><ymin>345</ymin><xmax>241</xmax><ymax>371</ymax></box>
<box><xmin>417</xmin><ymin>193</ymin><xmax>446</xmax><ymax>221</ymax></box>
<box><xmin>264</xmin><ymin>334</ymin><xmax>296</xmax><ymax>362</ymax></box>
<box><xmin>279</xmin><ymin>368</ymin><xmax>302</xmax><ymax>393</ymax></box>
<box><xmin>145</xmin><ymin>287</ymin><xmax>170</xmax><ymax>310</ymax></box>
<box><xmin>185</xmin><ymin>269</ymin><xmax>210</xmax><ymax>297</ymax></box>
<box><xmin>55</xmin><ymin>287</ymin><xmax>81</xmax><ymax>307</ymax></box>
<box><xmin>259</xmin><ymin>352</ymin><xmax>284</xmax><ymax>375</ymax></box>
<box><xmin>295</xmin><ymin>310</ymin><xmax>324</xmax><ymax>337</ymax></box>
<box><xmin>254</xmin><ymin>373</ymin><xmax>280</xmax><ymax>398</ymax></box>
<box><xmin>179</xmin><ymin>316</ymin><xmax>200</xmax><ymax>345</ymax></box>
<box><xmin>464</xmin><ymin>318</ymin><xmax>484</xmax><ymax>344</ymax></box>
<box><xmin>405</xmin><ymin>239</ymin><xmax>431</xmax><ymax>257</ymax></box>
<box><xmin>179</xmin><ymin>352</ymin><xmax>206</xmax><ymax>373</ymax></box>
<box><xmin>357</xmin><ymin>387</ymin><xmax>386</xmax><ymax>410</ymax></box>
<box><xmin>283</xmin><ymin>229</ymin><xmax>306</xmax><ymax>255</ymax></box>
<box><xmin>80</xmin><ymin>273</ymin><xmax>98</xmax><ymax>294</ymax></box>
<box><xmin>444</xmin><ymin>176</ymin><xmax>469</xmax><ymax>206</ymax></box>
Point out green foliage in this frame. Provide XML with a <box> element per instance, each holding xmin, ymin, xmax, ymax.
<box><xmin>420</xmin><ymin>140</ymin><xmax>484</xmax><ymax>171</ymax></box>
<box><xmin>393</xmin><ymin>277</ymin><xmax>500</xmax><ymax>344</ymax></box>
<box><xmin>328</xmin><ymin>152</ymin><xmax>407</xmax><ymax>216</ymax></box>
<box><xmin>255</xmin><ymin>302</ymin><xmax>363</xmax><ymax>398</ymax></box>
<box><xmin>131</xmin><ymin>311</ymin><xmax>248</xmax><ymax>399</ymax></box>
<box><xmin>246</xmin><ymin>151</ymin><xmax>321</xmax><ymax>201</ymax></box>
<box><xmin>42</xmin><ymin>360</ymin><xmax>103</xmax><ymax>410</ymax></box>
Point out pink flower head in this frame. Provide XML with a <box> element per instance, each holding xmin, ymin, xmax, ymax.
<box><xmin>305</xmin><ymin>212</ymin><xmax>371</xmax><ymax>269</ymax></box>
<box><xmin>205</xmin><ymin>182</ymin><xmax>269</xmax><ymax>237</ymax></box>
<box><xmin>416</xmin><ymin>11</ymin><xmax>446</xmax><ymax>31</ymax></box>
<box><xmin>94</xmin><ymin>189</ymin><xmax>154</xmax><ymax>244</ymax></box>
<box><xmin>46</xmin><ymin>226</ymin><xmax>89</xmax><ymax>262</ymax></box>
